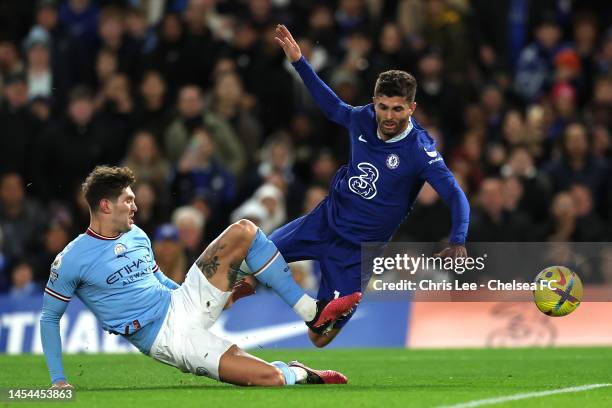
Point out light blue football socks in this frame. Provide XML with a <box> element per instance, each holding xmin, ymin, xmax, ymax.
<box><xmin>271</xmin><ymin>361</ymin><xmax>296</xmax><ymax>385</ymax></box>
<box><xmin>245</xmin><ymin>229</ymin><xmax>317</xmax><ymax>321</ymax></box>
<box><xmin>271</xmin><ymin>361</ymin><xmax>308</xmax><ymax>385</ymax></box>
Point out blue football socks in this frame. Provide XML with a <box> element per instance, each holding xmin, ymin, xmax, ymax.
<box><xmin>245</xmin><ymin>229</ymin><xmax>305</xmax><ymax>307</ymax></box>
<box><xmin>271</xmin><ymin>361</ymin><xmax>296</xmax><ymax>385</ymax></box>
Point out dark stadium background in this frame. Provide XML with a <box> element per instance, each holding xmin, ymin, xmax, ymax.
<box><xmin>0</xmin><ymin>0</ymin><xmax>610</xmax><ymax>296</ymax></box>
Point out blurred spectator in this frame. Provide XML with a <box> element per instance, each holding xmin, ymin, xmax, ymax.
<box><xmin>469</xmin><ymin>177</ymin><xmax>531</xmax><ymax>241</ymax></box>
<box><xmin>545</xmin><ymin>189</ymin><xmax>605</xmax><ymax>242</ymax></box>
<box><xmin>334</xmin><ymin>0</ymin><xmax>371</xmax><ymax>40</ymax></box>
<box><xmin>548</xmin><ymin>82</ymin><xmax>578</xmax><ymax>141</ymax></box>
<box><xmin>415</xmin><ymin>51</ymin><xmax>461</xmax><ymax>136</ymax></box>
<box><xmin>0</xmin><ymin>173</ymin><xmax>47</xmax><ymax>262</ymax></box>
<box><xmin>306</xmin><ymin>5</ymin><xmax>337</xmax><ymax>53</ymax></box>
<box><xmin>544</xmin><ymin>122</ymin><xmax>609</xmax><ymax>210</ymax></box>
<box><xmin>242</xmin><ymin>134</ymin><xmax>298</xmax><ymax>197</ymax></box>
<box><xmin>0</xmin><ymin>73</ymin><xmax>41</xmax><ymax>179</ymax></box>
<box><xmin>59</xmin><ymin>0</ymin><xmax>99</xmax><ymax>46</ymax></box>
<box><xmin>171</xmin><ymin>205</ymin><xmax>205</xmax><ymax>266</ymax></box>
<box><xmin>397</xmin><ymin>182</ymin><xmax>452</xmax><ymax>242</ymax></box>
<box><xmin>33</xmin><ymin>221</ymin><xmax>71</xmax><ymax>283</ymax></box>
<box><xmin>302</xmin><ymin>185</ymin><xmax>327</xmax><ymax>214</ymax></box>
<box><xmin>229</xmin><ymin>200</ymin><xmax>267</xmax><ymax>228</ymax></box>
<box><xmin>33</xmin><ymin>86</ymin><xmax>113</xmax><ymax>200</ymax></box>
<box><xmin>243</xmin><ymin>26</ymin><xmax>295</xmax><ymax>133</ymax></box>
<box><xmin>500</xmin><ymin>147</ymin><xmax>552</xmax><ymax>223</ymax></box>
<box><xmin>30</xmin><ymin>95</ymin><xmax>51</xmax><ymax>123</ymax></box>
<box><xmin>179</xmin><ymin>0</ymin><xmax>225</xmax><ymax>90</ymax></box>
<box><xmin>9</xmin><ymin>261</ymin><xmax>41</xmax><ymax>298</ymax></box>
<box><xmin>479</xmin><ymin>84</ymin><xmax>506</xmax><ymax>141</ymax></box>
<box><xmin>94</xmin><ymin>48</ymin><xmax>118</xmax><ymax>89</ymax></box>
<box><xmin>310</xmin><ymin>150</ymin><xmax>338</xmax><ymax>186</ymax></box>
<box><xmin>423</xmin><ymin>0</ymin><xmax>471</xmax><ymax>91</ymax></box>
<box><xmin>587</xmin><ymin>75</ymin><xmax>612</xmax><ymax>130</ymax></box>
<box><xmin>164</xmin><ymin>84</ymin><xmax>246</xmax><ymax>175</ymax></box>
<box><xmin>133</xmin><ymin>182</ymin><xmax>164</xmax><ymax>238</ymax></box>
<box><xmin>23</xmin><ymin>28</ymin><xmax>53</xmax><ymax>100</ymax></box>
<box><xmin>146</xmin><ymin>13</ymin><xmax>185</xmax><ymax>94</ymax></box>
<box><xmin>153</xmin><ymin>224</ymin><xmax>187</xmax><ymax>284</ymax></box>
<box><xmin>122</xmin><ymin>129</ymin><xmax>171</xmax><ymax>195</ymax></box>
<box><xmin>570</xmin><ymin>184</ymin><xmax>606</xmax><ymax>240</ymax></box>
<box><xmin>209</xmin><ymin>71</ymin><xmax>262</xmax><ymax>163</ymax></box>
<box><xmin>232</xmin><ymin>183</ymin><xmax>286</xmax><ymax>234</ymax></box>
<box><xmin>96</xmin><ymin>72</ymin><xmax>135</xmax><ymax>163</ymax></box>
<box><xmin>449</xmin><ymin>131</ymin><xmax>484</xmax><ymax>193</ymax></box>
<box><xmin>171</xmin><ymin>127</ymin><xmax>235</xmax><ymax>228</ymax></box>
<box><xmin>514</xmin><ymin>16</ymin><xmax>565</xmax><ymax>102</ymax></box>
<box><xmin>597</xmin><ymin>29</ymin><xmax>612</xmax><ymax>74</ymax></box>
<box><xmin>368</xmin><ymin>22</ymin><xmax>414</xmax><ymax>82</ymax></box>
<box><xmin>133</xmin><ymin>70</ymin><xmax>172</xmax><ymax>144</ymax></box>
<box><xmin>0</xmin><ymin>39</ymin><xmax>24</xmax><ymax>78</ymax></box>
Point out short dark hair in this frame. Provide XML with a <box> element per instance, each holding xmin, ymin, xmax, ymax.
<box><xmin>82</xmin><ymin>166</ymin><xmax>135</xmax><ymax>211</ymax></box>
<box><xmin>374</xmin><ymin>70</ymin><xmax>417</xmax><ymax>102</ymax></box>
<box><xmin>68</xmin><ymin>85</ymin><xmax>94</xmax><ymax>103</ymax></box>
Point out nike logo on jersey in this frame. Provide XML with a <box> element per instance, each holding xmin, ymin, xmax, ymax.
<box><xmin>424</xmin><ymin>148</ymin><xmax>438</xmax><ymax>158</ymax></box>
<box><xmin>358</xmin><ymin>134</ymin><xmax>367</xmax><ymax>143</ymax></box>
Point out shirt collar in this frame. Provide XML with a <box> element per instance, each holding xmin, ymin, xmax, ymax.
<box><xmin>377</xmin><ymin>117</ymin><xmax>413</xmax><ymax>143</ymax></box>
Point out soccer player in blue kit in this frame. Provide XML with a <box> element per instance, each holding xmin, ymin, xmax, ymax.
<box><xmin>41</xmin><ymin>166</ymin><xmax>357</xmax><ymax>388</ymax></box>
<box><xmin>260</xmin><ymin>25</ymin><xmax>471</xmax><ymax>347</ymax></box>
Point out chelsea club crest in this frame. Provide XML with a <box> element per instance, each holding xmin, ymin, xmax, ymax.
<box><xmin>386</xmin><ymin>154</ymin><xmax>400</xmax><ymax>169</ymax></box>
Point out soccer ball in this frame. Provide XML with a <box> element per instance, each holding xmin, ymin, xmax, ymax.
<box><xmin>533</xmin><ymin>266</ymin><xmax>583</xmax><ymax>317</ymax></box>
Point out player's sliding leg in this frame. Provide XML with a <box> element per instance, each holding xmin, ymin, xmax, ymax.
<box><xmin>241</xmin><ymin>229</ymin><xmax>361</xmax><ymax>330</ymax></box>
<box><xmin>217</xmin><ymin>345</ymin><xmax>347</xmax><ymax>386</ymax></box>
<box><xmin>188</xmin><ymin>219</ymin><xmax>347</xmax><ymax>386</ymax></box>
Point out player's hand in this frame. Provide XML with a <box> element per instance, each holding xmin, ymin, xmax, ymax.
<box><xmin>274</xmin><ymin>24</ymin><xmax>302</xmax><ymax>63</ymax></box>
<box><xmin>51</xmin><ymin>380</ymin><xmax>73</xmax><ymax>389</ymax></box>
<box><xmin>435</xmin><ymin>244</ymin><xmax>467</xmax><ymax>259</ymax></box>
<box><xmin>224</xmin><ymin>276</ymin><xmax>256</xmax><ymax>309</ymax></box>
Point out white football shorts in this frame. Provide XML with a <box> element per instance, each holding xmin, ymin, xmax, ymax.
<box><xmin>149</xmin><ymin>263</ymin><xmax>234</xmax><ymax>380</ymax></box>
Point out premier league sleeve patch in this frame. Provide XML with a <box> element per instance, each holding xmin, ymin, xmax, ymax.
<box><xmin>50</xmin><ymin>253</ymin><xmax>63</xmax><ymax>281</ymax></box>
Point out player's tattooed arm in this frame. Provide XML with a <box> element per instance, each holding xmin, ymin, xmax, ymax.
<box><xmin>196</xmin><ymin>243</ymin><xmax>223</xmax><ymax>278</ymax></box>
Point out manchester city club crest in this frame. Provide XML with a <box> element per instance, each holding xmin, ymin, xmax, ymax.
<box><xmin>386</xmin><ymin>153</ymin><xmax>400</xmax><ymax>169</ymax></box>
<box><xmin>114</xmin><ymin>243</ymin><xmax>127</xmax><ymax>256</ymax></box>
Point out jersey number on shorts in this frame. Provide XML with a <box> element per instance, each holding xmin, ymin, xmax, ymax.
<box><xmin>348</xmin><ymin>162</ymin><xmax>379</xmax><ymax>200</ymax></box>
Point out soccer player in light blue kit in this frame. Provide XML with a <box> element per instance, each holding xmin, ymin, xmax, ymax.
<box><xmin>41</xmin><ymin>166</ymin><xmax>357</xmax><ymax>388</ymax></box>
<box><xmin>257</xmin><ymin>25</ymin><xmax>471</xmax><ymax>347</ymax></box>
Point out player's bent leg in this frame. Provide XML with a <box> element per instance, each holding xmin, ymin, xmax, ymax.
<box><xmin>218</xmin><ymin>345</ymin><xmax>286</xmax><ymax>386</ymax></box>
<box><xmin>308</xmin><ymin>327</ymin><xmax>341</xmax><ymax>348</ymax></box>
<box><xmin>195</xmin><ymin>219</ymin><xmax>258</xmax><ymax>292</ymax></box>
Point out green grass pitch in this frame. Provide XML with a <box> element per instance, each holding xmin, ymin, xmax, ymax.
<box><xmin>2</xmin><ymin>347</ymin><xmax>611</xmax><ymax>407</ymax></box>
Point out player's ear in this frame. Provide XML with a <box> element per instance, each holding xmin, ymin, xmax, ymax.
<box><xmin>409</xmin><ymin>101</ymin><xmax>417</xmax><ymax>115</ymax></box>
<box><xmin>99</xmin><ymin>198</ymin><xmax>113</xmax><ymax>214</ymax></box>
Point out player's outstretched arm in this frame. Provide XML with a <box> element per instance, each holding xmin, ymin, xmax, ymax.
<box><xmin>420</xmin><ymin>156</ymin><xmax>470</xmax><ymax>252</ymax></box>
<box><xmin>40</xmin><ymin>295</ymin><xmax>72</xmax><ymax>388</ymax></box>
<box><xmin>153</xmin><ymin>269</ymin><xmax>180</xmax><ymax>290</ymax></box>
<box><xmin>275</xmin><ymin>24</ymin><xmax>353</xmax><ymax>126</ymax></box>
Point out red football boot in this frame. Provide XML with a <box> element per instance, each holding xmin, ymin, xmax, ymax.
<box><xmin>288</xmin><ymin>361</ymin><xmax>348</xmax><ymax>384</ymax></box>
<box><xmin>306</xmin><ymin>292</ymin><xmax>362</xmax><ymax>333</ymax></box>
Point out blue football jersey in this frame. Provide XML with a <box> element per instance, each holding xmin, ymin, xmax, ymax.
<box><xmin>292</xmin><ymin>57</ymin><xmax>469</xmax><ymax>244</ymax></box>
<box><xmin>45</xmin><ymin>225</ymin><xmax>171</xmax><ymax>335</ymax></box>
<box><xmin>40</xmin><ymin>225</ymin><xmax>176</xmax><ymax>383</ymax></box>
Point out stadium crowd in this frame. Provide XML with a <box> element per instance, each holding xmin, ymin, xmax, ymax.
<box><xmin>0</xmin><ymin>0</ymin><xmax>611</xmax><ymax>294</ymax></box>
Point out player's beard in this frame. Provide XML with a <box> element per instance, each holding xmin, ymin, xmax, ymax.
<box><xmin>378</xmin><ymin>117</ymin><xmax>408</xmax><ymax>138</ymax></box>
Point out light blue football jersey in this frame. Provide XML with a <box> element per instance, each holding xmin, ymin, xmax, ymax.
<box><xmin>45</xmin><ymin>225</ymin><xmax>172</xmax><ymax>335</ymax></box>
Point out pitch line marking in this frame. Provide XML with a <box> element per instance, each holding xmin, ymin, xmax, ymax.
<box><xmin>438</xmin><ymin>383</ymin><xmax>612</xmax><ymax>408</ymax></box>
